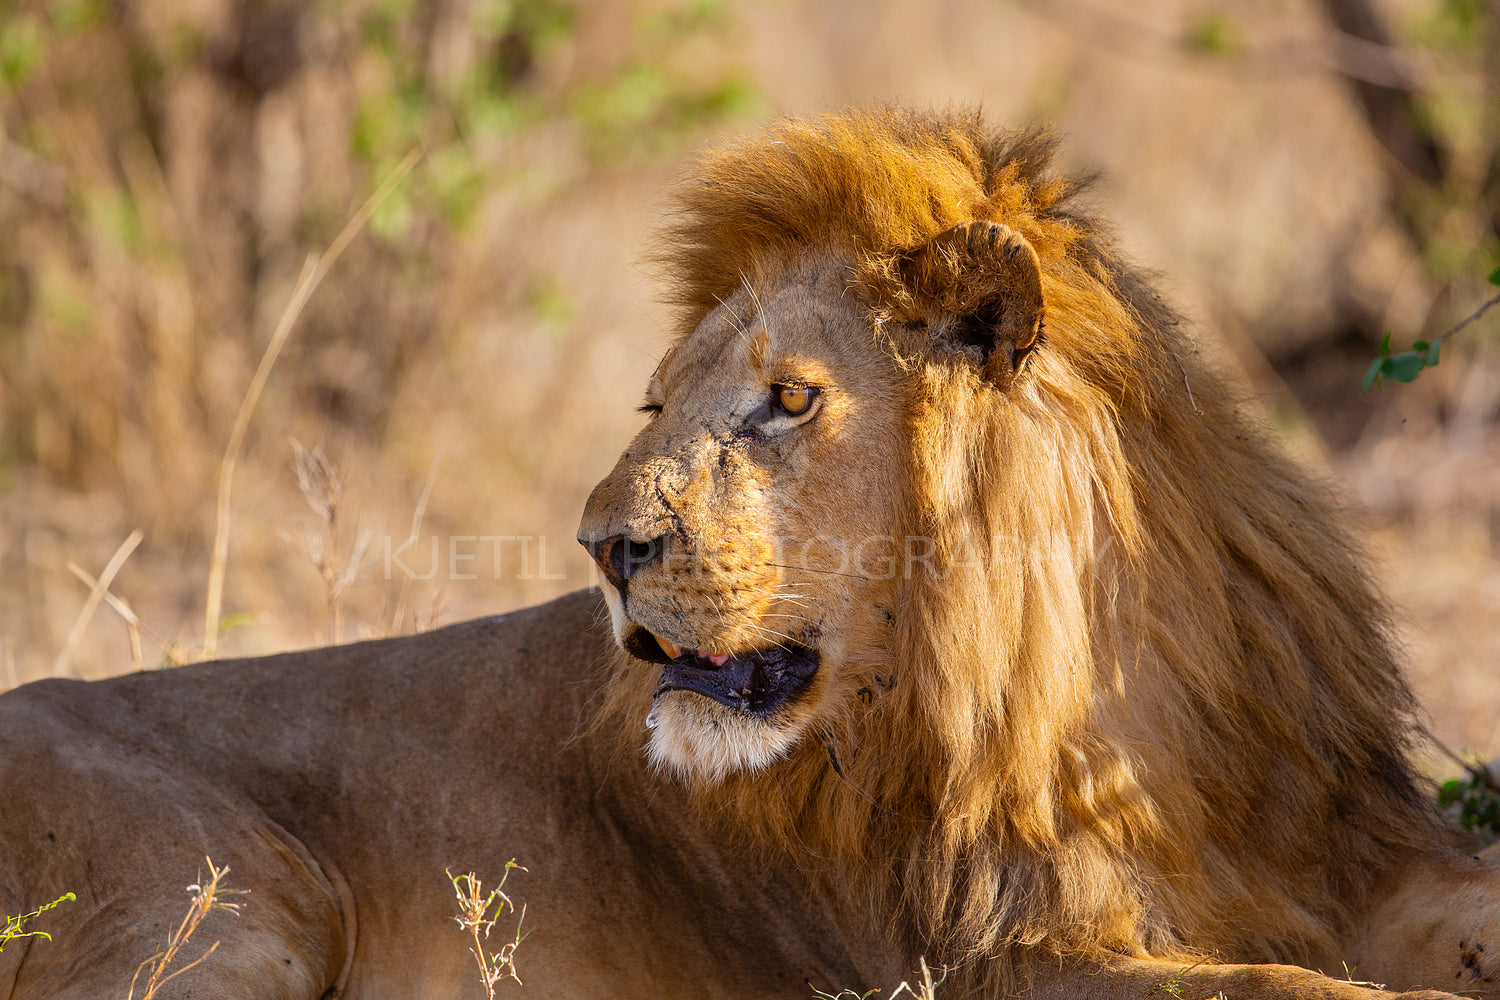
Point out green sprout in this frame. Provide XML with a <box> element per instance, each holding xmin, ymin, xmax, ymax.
<box><xmin>0</xmin><ymin>893</ymin><xmax>76</xmax><ymax>952</ymax></box>
<box><xmin>1364</xmin><ymin>267</ymin><xmax>1500</xmax><ymax>389</ymax></box>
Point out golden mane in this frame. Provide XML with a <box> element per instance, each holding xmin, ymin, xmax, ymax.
<box><xmin>606</xmin><ymin>106</ymin><xmax>1447</xmax><ymax>989</ymax></box>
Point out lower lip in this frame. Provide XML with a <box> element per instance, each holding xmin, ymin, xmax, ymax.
<box><xmin>653</xmin><ymin>644</ymin><xmax>820</xmax><ymax>717</ymax></box>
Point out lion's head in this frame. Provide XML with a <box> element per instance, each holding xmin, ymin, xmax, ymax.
<box><xmin>577</xmin><ymin>107</ymin><xmax>1440</xmax><ymax>974</ymax></box>
<box><xmin>577</xmin><ymin>110</ymin><xmax>1062</xmax><ymax>784</ymax></box>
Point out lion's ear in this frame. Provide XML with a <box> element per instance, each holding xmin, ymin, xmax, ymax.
<box><xmin>894</xmin><ymin>221</ymin><xmax>1046</xmax><ymax>388</ymax></box>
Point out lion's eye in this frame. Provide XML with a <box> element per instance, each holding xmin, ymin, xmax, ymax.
<box><xmin>773</xmin><ymin>385</ymin><xmax>818</xmax><ymax>416</ymax></box>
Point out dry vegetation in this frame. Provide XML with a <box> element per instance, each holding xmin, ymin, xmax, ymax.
<box><xmin>447</xmin><ymin>863</ymin><xmax>527</xmax><ymax>998</ymax></box>
<box><xmin>0</xmin><ymin>0</ymin><xmax>1496</xmax><ymax>767</ymax></box>
<box><xmin>126</xmin><ymin>858</ymin><xmax>245</xmax><ymax>1000</ymax></box>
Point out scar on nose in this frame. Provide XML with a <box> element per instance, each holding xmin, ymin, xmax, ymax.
<box><xmin>653</xmin><ymin>471</ymin><xmax>689</xmax><ymax>543</ymax></box>
<box><xmin>748</xmin><ymin>330</ymin><xmax>769</xmax><ymax>371</ymax></box>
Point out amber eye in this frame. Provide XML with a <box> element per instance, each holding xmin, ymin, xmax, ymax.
<box><xmin>774</xmin><ymin>384</ymin><xmax>818</xmax><ymax>416</ymax></box>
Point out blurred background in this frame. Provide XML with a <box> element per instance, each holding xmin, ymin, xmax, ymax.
<box><xmin>0</xmin><ymin>0</ymin><xmax>1496</xmax><ymax>765</ymax></box>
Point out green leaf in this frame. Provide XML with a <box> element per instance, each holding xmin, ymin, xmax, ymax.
<box><xmin>217</xmin><ymin>612</ymin><xmax>257</xmax><ymax>635</ymax></box>
<box><xmin>1361</xmin><ymin>356</ymin><xmax>1385</xmax><ymax>391</ymax></box>
<box><xmin>0</xmin><ymin>16</ymin><xmax>44</xmax><ymax>87</ymax></box>
<box><xmin>1378</xmin><ymin>331</ymin><xmax>1393</xmax><ymax>354</ymax></box>
<box><xmin>1181</xmin><ymin>12</ymin><xmax>1243</xmax><ymax>55</ymax></box>
<box><xmin>1425</xmin><ymin>340</ymin><xmax>1441</xmax><ymax>366</ymax></box>
<box><xmin>1384</xmin><ymin>352</ymin><xmax>1426</xmax><ymax>383</ymax></box>
<box><xmin>1488</xmin><ymin>266</ymin><xmax>1500</xmax><ymax>287</ymax></box>
<box><xmin>1412</xmin><ymin>339</ymin><xmax>1429</xmax><ymax>352</ymax></box>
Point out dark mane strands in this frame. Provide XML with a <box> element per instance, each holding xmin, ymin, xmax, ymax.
<box><xmin>622</xmin><ymin>106</ymin><xmax>1447</xmax><ymax>995</ymax></box>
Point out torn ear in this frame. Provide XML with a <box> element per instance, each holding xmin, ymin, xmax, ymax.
<box><xmin>894</xmin><ymin>221</ymin><xmax>1046</xmax><ymax>388</ymax></box>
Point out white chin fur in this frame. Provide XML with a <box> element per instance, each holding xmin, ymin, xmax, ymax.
<box><xmin>599</xmin><ymin>583</ymin><xmax>628</xmax><ymax>646</ymax></box>
<box><xmin>645</xmin><ymin>691</ymin><xmax>803</xmax><ymax>784</ymax></box>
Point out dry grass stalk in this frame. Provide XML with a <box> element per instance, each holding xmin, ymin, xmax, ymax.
<box><xmin>1</xmin><ymin>640</ymin><xmax>16</xmax><ymax>693</ymax></box>
<box><xmin>65</xmin><ymin>562</ymin><xmax>182</xmax><ymax>671</ymax></box>
<box><xmin>202</xmin><ymin>147</ymin><xmax>422</xmax><ymax>659</ymax></box>
<box><xmin>813</xmin><ymin>959</ymin><xmax>947</xmax><ymax>1000</ymax></box>
<box><xmin>53</xmin><ymin>529</ymin><xmax>144</xmax><ymax>677</ymax></box>
<box><xmin>390</xmin><ymin>452</ymin><xmax>443</xmax><ymax>636</ymax></box>
<box><xmin>889</xmin><ymin>958</ymin><xmax>947</xmax><ymax>1000</ymax></box>
<box><xmin>1336</xmin><ymin>961</ymin><xmax>1386</xmax><ymax>991</ymax></box>
<box><xmin>446</xmin><ymin>862</ymin><xmax>526</xmax><ymax>998</ymax></box>
<box><xmin>127</xmin><ymin>857</ymin><xmax>246</xmax><ymax>1000</ymax></box>
<box><xmin>410</xmin><ymin>587</ymin><xmax>450</xmax><ymax>636</ymax></box>
<box><xmin>288</xmin><ymin>439</ymin><xmax>371</xmax><ymax>644</ymax></box>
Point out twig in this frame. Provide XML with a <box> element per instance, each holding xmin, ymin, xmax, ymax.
<box><xmin>1433</xmin><ymin>736</ymin><xmax>1500</xmax><ymax>794</ymax></box>
<box><xmin>127</xmin><ymin>858</ymin><xmax>246</xmax><ymax>1000</ymax></box>
<box><xmin>1152</xmin><ymin>957</ymin><xmax>1211</xmax><ymax>1000</ymax></box>
<box><xmin>53</xmin><ymin>530</ymin><xmax>144</xmax><ymax>677</ymax></box>
<box><xmin>391</xmin><ymin>452</ymin><xmax>443</xmax><ymax>635</ymax></box>
<box><xmin>889</xmin><ymin>957</ymin><xmax>949</xmax><ymax>1000</ymax></box>
<box><xmin>288</xmin><ymin>440</ymin><xmax>371</xmax><ymax>643</ymax></box>
<box><xmin>66</xmin><ymin>562</ymin><xmax>180</xmax><ymax>670</ymax></box>
<box><xmin>1</xmin><ymin>640</ymin><xmax>16</xmax><ymax>691</ymax></box>
<box><xmin>1170</xmin><ymin>353</ymin><xmax>1205</xmax><ymax>416</ymax></box>
<box><xmin>1336</xmin><ymin>961</ymin><xmax>1386</xmax><ymax>990</ymax></box>
<box><xmin>446</xmin><ymin>863</ymin><xmax>526</xmax><ymax>999</ymax></box>
<box><xmin>203</xmin><ymin>147</ymin><xmax>422</xmax><ymax>658</ymax></box>
<box><xmin>1433</xmin><ymin>290</ymin><xmax>1500</xmax><ymax>348</ymax></box>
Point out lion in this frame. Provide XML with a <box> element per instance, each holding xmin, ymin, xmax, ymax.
<box><xmin>3</xmin><ymin>106</ymin><xmax>1500</xmax><ymax>1000</ymax></box>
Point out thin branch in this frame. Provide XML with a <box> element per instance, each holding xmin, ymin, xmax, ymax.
<box><xmin>203</xmin><ymin>147</ymin><xmax>421</xmax><ymax>658</ymax></box>
<box><xmin>54</xmin><ymin>530</ymin><xmax>144</xmax><ymax>676</ymax></box>
<box><xmin>1433</xmin><ymin>735</ymin><xmax>1500</xmax><ymax>794</ymax></box>
<box><xmin>447</xmin><ymin>864</ymin><xmax>526</xmax><ymax>998</ymax></box>
<box><xmin>66</xmin><ymin>562</ymin><xmax>179</xmax><ymax>668</ymax></box>
<box><xmin>127</xmin><ymin>857</ymin><xmax>245</xmax><ymax>1000</ymax></box>
<box><xmin>391</xmin><ymin>452</ymin><xmax>443</xmax><ymax>635</ymax></box>
<box><xmin>1435</xmin><ymin>289</ymin><xmax>1500</xmax><ymax>347</ymax></box>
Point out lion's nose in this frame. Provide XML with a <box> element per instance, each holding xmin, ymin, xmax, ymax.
<box><xmin>580</xmin><ymin>534</ymin><xmax>669</xmax><ymax>591</ymax></box>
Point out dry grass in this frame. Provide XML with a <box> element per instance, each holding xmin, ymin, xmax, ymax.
<box><xmin>446</xmin><ymin>862</ymin><xmax>527</xmax><ymax>998</ymax></box>
<box><xmin>286</xmin><ymin>438</ymin><xmax>371</xmax><ymax>645</ymax></box>
<box><xmin>202</xmin><ymin>148</ymin><xmax>421</xmax><ymax>659</ymax></box>
<box><xmin>126</xmin><ymin>857</ymin><xmax>245</xmax><ymax>1000</ymax></box>
<box><xmin>813</xmin><ymin>958</ymin><xmax>948</xmax><ymax>1000</ymax></box>
<box><xmin>65</xmin><ymin>560</ymin><xmax>181</xmax><ymax>670</ymax></box>
<box><xmin>51</xmin><ymin>530</ymin><xmax>142</xmax><ymax>677</ymax></box>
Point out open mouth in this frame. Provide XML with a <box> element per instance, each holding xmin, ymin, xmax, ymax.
<box><xmin>623</xmin><ymin>627</ymin><xmax>820</xmax><ymax>718</ymax></box>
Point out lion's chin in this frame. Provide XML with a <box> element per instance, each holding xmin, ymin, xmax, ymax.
<box><xmin>644</xmin><ymin>691</ymin><xmax>806</xmax><ymax>784</ymax></box>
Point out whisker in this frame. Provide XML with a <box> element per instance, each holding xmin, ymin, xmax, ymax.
<box><xmin>767</xmin><ymin>592</ymin><xmax>815</xmax><ymax>606</ymax></box>
<box><xmin>768</xmin><ymin>562</ymin><xmax>871</xmax><ymax>581</ymax></box>
<box><xmin>744</xmin><ymin>623</ymin><xmax>799</xmax><ymax>647</ymax></box>
<box><xmin>713</xmin><ymin>292</ymin><xmax>750</xmax><ymax>343</ymax></box>
<box><xmin>743</xmin><ymin>634</ymin><xmax>791</xmax><ymax>653</ymax></box>
<box><xmin>741</xmin><ymin>274</ymin><xmax>770</xmax><ymax>337</ymax></box>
